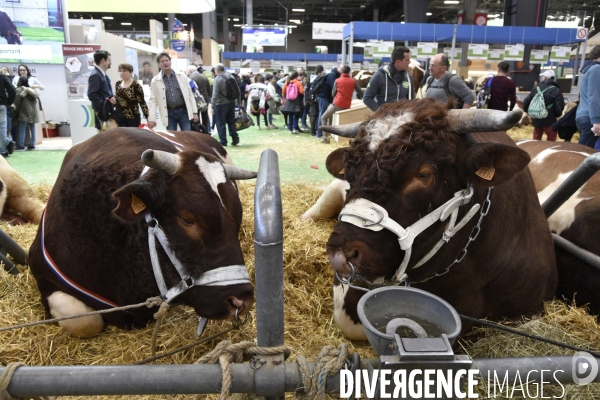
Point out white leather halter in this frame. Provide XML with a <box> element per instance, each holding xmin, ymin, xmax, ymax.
<box><xmin>146</xmin><ymin>213</ymin><xmax>251</xmax><ymax>303</ymax></box>
<box><xmin>338</xmin><ymin>187</ymin><xmax>480</xmax><ymax>282</ymax></box>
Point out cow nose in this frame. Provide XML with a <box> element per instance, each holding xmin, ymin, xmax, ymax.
<box><xmin>328</xmin><ymin>250</ymin><xmax>352</xmax><ymax>274</ymax></box>
<box><xmin>228</xmin><ymin>295</ymin><xmax>253</xmax><ymax>318</ymax></box>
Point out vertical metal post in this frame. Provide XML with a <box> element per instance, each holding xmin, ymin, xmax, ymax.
<box><xmin>349</xmin><ymin>22</ymin><xmax>354</xmax><ymax>66</ymax></box>
<box><xmin>450</xmin><ymin>24</ymin><xmax>457</xmax><ymax>73</ymax></box>
<box><xmin>254</xmin><ymin>149</ymin><xmax>285</xmax><ymax>398</ymax></box>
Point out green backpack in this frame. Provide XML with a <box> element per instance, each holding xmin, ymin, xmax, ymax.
<box><xmin>528</xmin><ymin>87</ymin><xmax>553</xmax><ymax>119</ymax></box>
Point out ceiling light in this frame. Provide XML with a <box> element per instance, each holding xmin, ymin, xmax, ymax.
<box><xmin>233</xmin><ymin>18</ymin><xmax>239</xmax><ymax>21</ymax></box>
<box><xmin>227</xmin><ymin>18</ymin><xmax>230</xmax><ymax>21</ymax></box>
<box><xmin>289</xmin><ymin>19</ymin><xmax>301</xmax><ymax>24</ymax></box>
<box><xmin>292</xmin><ymin>8</ymin><xmax>305</xmax><ymax>12</ymax></box>
<box><xmin>444</xmin><ymin>0</ymin><xmax>459</xmax><ymax>4</ymax></box>
<box><xmin>426</xmin><ymin>12</ymin><xmax>432</xmax><ymax>16</ymax></box>
<box><xmin>102</xmin><ymin>16</ymin><xmax>113</xmax><ymax>20</ymax></box>
<box><xmin>121</xmin><ymin>22</ymin><xmax>132</xmax><ymax>25</ymax></box>
<box><xmin>183</xmin><ymin>23</ymin><xmax>187</xmax><ymax>26</ymax></box>
<box><xmin>233</xmin><ymin>24</ymin><xmax>242</xmax><ymax>27</ymax></box>
<box><xmin>360</xmin><ymin>4</ymin><xmax>365</xmax><ymax>8</ymax></box>
<box><xmin>165</xmin><ymin>18</ymin><xmax>168</xmax><ymax>20</ymax></box>
<box><xmin>275</xmin><ymin>23</ymin><xmax>279</xmax><ymax>26</ymax></box>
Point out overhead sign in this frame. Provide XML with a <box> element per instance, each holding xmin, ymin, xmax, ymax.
<box><xmin>312</xmin><ymin>23</ymin><xmax>347</xmax><ymax>40</ymax></box>
<box><xmin>551</xmin><ymin>46</ymin><xmax>572</xmax><ymax>61</ymax></box>
<box><xmin>467</xmin><ymin>43</ymin><xmax>489</xmax><ymax>60</ymax></box>
<box><xmin>443</xmin><ymin>47</ymin><xmax>462</xmax><ymax>59</ymax></box>
<box><xmin>530</xmin><ymin>50</ymin><xmax>550</xmax><ymax>64</ymax></box>
<box><xmin>170</xmin><ymin>20</ymin><xmax>187</xmax><ymax>52</ymax></box>
<box><xmin>577</xmin><ymin>28</ymin><xmax>589</xmax><ymax>40</ymax></box>
<box><xmin>487</xmin><ymin>49</ymin><xmax>504</xmax><ymax>61</ymax></box>
<box><xmin>457</xmin><ymin>11</ymin><xmax>488</xmax><ymax>26</ymax></box>
<box><xmin>417</xmin><ymin>42</ymin><xmax>438</xmax><ymax>58</ymax></box>
<box><xmin>243</xmin><ymin>27</ymin><xmax>287</xmax><ymax>47</ymax></box>
<box><xmin>504</xmin><ymin>44</ymin><xmax>524</xmax><ymax>61</ymax></box>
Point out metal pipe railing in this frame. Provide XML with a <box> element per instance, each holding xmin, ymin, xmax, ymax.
<box><xmin>542</xmin><ymin>152</ymin><xmax>600</xmax><ymax>218</ymax></box>
<box><xmin>553</xmin><ymin>233</ymin><xmax>600</xmax><ymax>272</ymax></box>
<box><xmin>253</xmin><ymin>149</ymin><xmax>285</xmax><ymax>398</ymax></box>
<box><xmin>3</xmin><ymin>357</ymin><xmax>597</xmax><ymax>397</ymax></box>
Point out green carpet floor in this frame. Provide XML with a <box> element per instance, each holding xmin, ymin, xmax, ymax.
<box><xmin>6</xmin><ymin>123</ymin><xmax>342</xmax><ymax>187</ymax></box>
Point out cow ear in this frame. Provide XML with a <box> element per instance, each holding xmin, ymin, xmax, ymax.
<box><xmin>460</xmin><ymin>143</ymin><xmax>530</xmax><ymax>188</ymax></box>
<box><xmin>326</xmin><ymin>148</ymin><xmax>347</xmax><ymax>180</ymax></box>
<box><xmin>112</xmin><ymin>180</ymin><xmax>164</xmax><ymax>222</ymax></box>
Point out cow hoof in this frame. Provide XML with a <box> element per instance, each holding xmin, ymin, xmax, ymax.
<box><xmin>47</xmin><ymin>291</ymin><xmax>104</xmax><ymax>338</ymax></box>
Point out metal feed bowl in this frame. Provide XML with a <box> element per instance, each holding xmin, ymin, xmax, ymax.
<box><xmin>357</xmin><ymin>286</ymin><xmax>461</xmax><ymax>356</ymax></box>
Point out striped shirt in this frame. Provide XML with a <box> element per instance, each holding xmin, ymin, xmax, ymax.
<box><xmin>162</xmin><ymin>71</ymin><xmax>186</xmax><ymax>108</ymax></box>
<box><xmin>489</xmin><ymin>75</ymin><xmax>516</xmax><ymax>111</ymax></box>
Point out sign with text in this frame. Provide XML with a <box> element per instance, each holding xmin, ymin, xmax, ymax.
<box><xmin>530</xmin><ymin>50</ymin><xmax>550</xmax><ymax>64</ymax></box>
<box><xmin>312</xmin><ymin>23</ymin><xmax>347</xmax><ymax>40</ymax></box>
<box><xmin>243</xmin><ymin>27</ymin><xmax>287</xmax><ymax>47</ymax></box>
<box><xmin>170</xmin><ymin>20</ymin><xmax>187</xmax><ymax>52</ymax></box>
<box><xmin>551</xmin><ymin>46</ymin><xmax>572</xmax><ymax>61</ymax></box>
<box><xmin>62</xmin><ymin>44</ymin><xmax>102</xmax><ymax>100</ymax></box>
<box><xmin>504</xmin><ymin>44</ymin><xmax>524</xmax><ymax>61</ymax></box>
<box><xmin>468</xmin><ymin>43</ymin><xmax>489</xmax><ymax>60</ymax></box>
<box><xmin>417</xmin><ymin>42</ymin><xmax>438</xmax><ymax>58</ymax></box>
<box><xmin>487</xmin><ymin>49</ymin><xmax>505</xmax><ymax>61</ymax></box>
<box><xmin>443</xmin><ymin>47</ymin><xmax>462</xmax><ymax>59</ymax></box>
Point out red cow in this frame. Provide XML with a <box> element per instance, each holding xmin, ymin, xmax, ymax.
<box><xmin>28</xmin><ymin>128</ymin><xmax>256</xmax><ymax>338</ymax></box>
<box><xmin>315</xmin><ymin>99</ymin><xmax>557</xmax><ymax>340</ymax></box>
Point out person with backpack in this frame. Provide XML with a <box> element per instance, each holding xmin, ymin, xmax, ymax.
<box><xmin>576</xmin><ymin>45</ymin><xmax>600</xmax><ymax>149</ymax></box>
<box><xmin>147</xmin><ymin>52</ymin><xmax>198</xmax><ymax>131</ymax></box>
<box><xmin>318</xmin><ymin>65</ymin><xmax>364</xmax><ymax>144</ymax></box>
<box><xmin>425</xmin><ymin>53</ymin><xmax>474</xmax><ymax>109</ymax></box>
<box><xmin>246</xmin><ymin>75</ymin><xmax>269</xmax><ymax>130</ymax></box>
<box><xmin>316</xmin><ymin>64</ymin><xmax>342</xmax><ymax>139</ymax></box>
<box><xmin>523</xmin><ymin>69</ymin><xmax>564</xmax><ymax>141</ymax></box>
<box><xmin>281</xmin><ymin>71</ymin><xmax>305</xmax><ymax>134</ymax></box>
<box><xmin>265</xmin><ymin>74</ymin><xmax>281</xmax><ymax>129</ymax></box>
<box><xmin>211</xmin><ymin>63</ymin><xmax>241</xmax><ymax>146</ymax></box>
<box><xmin>487</xmin><ymin>61</ymin><xmax>516</xmax><ymax>111</ymax></box>
<box><xmin>363</xmin><ymin>47</ymin><xmax>414</xmax><ymax>113</ymax></box>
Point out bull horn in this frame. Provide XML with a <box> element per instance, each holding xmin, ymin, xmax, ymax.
<box><xmin>141</xmin><ymin>149</ymin><xmax>180</xmax><ymax>175</ymax></box>
<box><xmin>447</xmin><ymin>108</ymin><xmax>523</xmax><ymax>134</ymax></box>
<box><xmin>319</xmin><ymin>121</ymin><xmax>363</xmax><ymax>138</ymax></box>
<box><xmin>223</xmin><ymin>164</ymin><xmax>258</xmax><ymax>180</ymax></box>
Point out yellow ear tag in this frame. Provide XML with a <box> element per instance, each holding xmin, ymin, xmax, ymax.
<box><xmin>476</xmin><ymin>166</ymin><xmax>495</xmax><ymax>181</ymax></box>
<box><xmin>131</xmin><ymin>194</ymin><xmax>147</xmax><ymax>214</ymax></box>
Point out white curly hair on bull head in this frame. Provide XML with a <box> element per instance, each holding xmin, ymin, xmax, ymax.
<box><xmin>316</xmin><ymin>98</ymin><xmax>557</xmax><ymax>341</ymax></box>
<box><xmin>28</xmin><ymin>129</ymin><xmax>256</xmax><ymax>338</ymax></box>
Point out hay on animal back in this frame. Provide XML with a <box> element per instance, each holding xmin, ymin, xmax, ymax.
<box><xmin>1</xmin><ymin>183</ymin><xmax>600</xmax><ymax>399</ymax></box>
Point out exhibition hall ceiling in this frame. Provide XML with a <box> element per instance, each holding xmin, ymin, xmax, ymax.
<box><xmin>69</xmin><ymin>0</ymin><xmax>600</xmax><ymax>35</ymax></box>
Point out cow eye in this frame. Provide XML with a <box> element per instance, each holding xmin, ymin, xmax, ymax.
<box><xmin>416</xmin><ymin>171</ymin><xmax>431</xmax><ymax>180</ymax></box>
<box><xmin>180</xmin><ymin>216</ymin><xmax>195</xmax><ymax>226</ymax></box>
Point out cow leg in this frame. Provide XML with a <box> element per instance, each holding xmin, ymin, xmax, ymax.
<box><xmin>47</xmin><ymin>291</ymin><xmax>104</xmax><ymax>338</ymax></box>
<box><xmin>301</xmin><ymin>179</ymin><xmax>349</xmax><ymax>221</ymax></box>
<box><xmin>332</xmin><ymin>283</ymin><xmax>367</xmax><ymax>340</ymax></box>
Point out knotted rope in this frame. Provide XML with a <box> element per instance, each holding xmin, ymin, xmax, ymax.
<box><xmin>195</xmin><ymin>340</ymin><xmax>291</xmax><ymax>400</ymax></box>
<box><xmin>0</xmin><ymin>362</ymin><xmax>24</xmax><ymax>400</ymax></box>
<box><xmin>295</xmin><ymin>343</ymin><xmax>352</xmax><ymax>400</ymax></box>
<box><xmin>150</xmin><ymin>301</ymin><xmax>170</xmax><ymax>358</ymax></box>
<box><xmin>0</xmin><ymin>296</ymin><xmax>166</xmax><ymax>334</ymax></box>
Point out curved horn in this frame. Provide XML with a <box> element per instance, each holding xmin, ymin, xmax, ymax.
<box><xmin>141</xmin><ymin>149</ymin><xmax>180</xmax><ymax>175</ymax></box>
<box><xmin>447</xmin><ymin>108</ymin><xmax>523</xmax><ymax>134</ymax></box>
<box><xmin>319</xmin><ymin>121</ymin><xmax>363</xmax><ymax>138</ymax></box>
<box><xmin>223</xmin><ymin>164</ymin><xmax>258</xmax><ymax>180</ymax></box>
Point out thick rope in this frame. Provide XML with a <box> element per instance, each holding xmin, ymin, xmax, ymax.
<box><xmin>296</xmin><ymin>343</ymin><xmax>351</xmax><ymax>400</ymax></box>
<box><xmin>150</xmin><ymin>302</ymin><xmax>171</xmax><ymax>359</ymax></box>
<box><xmin>0</xmin><ymin>362</ymin><xmax>24</xmax><ymax>400</ymax></box>
<box><xmin>0</xmin><ymin>297</ymin><xmax>165</xmax><ymax>333</ymax></box>
<box><xmin>195</xmin><ymin>340</ymin><xmax>291</xmax><ymax>400</ymax></box>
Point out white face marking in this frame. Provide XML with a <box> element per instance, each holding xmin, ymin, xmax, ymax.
<box><xmin>196</xmin><ymin>156</ymin><xmax>227</xmax><ymax>208</ymax></box>
<box><xmin>366</xmin><ymin>112</ymin><xmax>415</xmax><ymax>151</ymax></box>
<box><xmin>333</xmin><ymin>284</ymin><xmax>367</xmax><ymax>341</ymax></box>
<box><xmin>537</xmin><ymin>171</ymin><xmax>591</xmax><ymax>234</ymax></box>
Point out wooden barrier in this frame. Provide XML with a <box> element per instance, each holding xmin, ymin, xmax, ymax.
<box><xmin>330</xmin><ymin>99</ymin><xmax>373</xmax><ymax>143</ymax></box>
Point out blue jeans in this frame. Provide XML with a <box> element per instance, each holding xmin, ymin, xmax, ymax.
<box><xmin>19</xmin><ymin>121</ymin><xmax>35</xmax><ymax>148</ymax></box>
<box><xmin>577</xmin><ymin>117</ymin><xmax>598</xmax><ymax>149</ymax></box>
<box><xmin>214</xmin><ymin>102</ymin><xmax>239</xmax><ymax>146</ymax></box>
<box><xmin>288</xmin><ymin>113</ymin><xmax>300</xmax><ymax>131</ymax></box>
<box><xmin>301</xmin><ymin>103</ymin><xmax>309</xmax><ymax>126</ymax></box>
<box><xmin>167</xmin><ymin>108</ymin><xmax>191</xmax><ymax>131</ymax></box>
<box><xmin>0</xmin><ymin>105</ymin><xmax>7</xmax><ymax>153</ymax></box>
<box><xmin>317</xmin><ymin>97</ymin><xmax>331</xmax><ymax>137</ymax></box>
<box><xmin>267</xmin><ymin>112</ymin><xmax>273</xmax><ymax>125</ymax></box>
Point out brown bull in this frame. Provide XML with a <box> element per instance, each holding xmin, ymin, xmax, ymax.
<box><xmin>317</xmin><ymin>99</ymin><xmax>557</xmax><ymax>340</ymax></box>
<box><xmin>517</xmin><ymin>140</ymin><xmax>600</xmax><ymax>315</ymax></box>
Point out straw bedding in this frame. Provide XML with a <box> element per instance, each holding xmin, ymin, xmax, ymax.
<box><xmin>1</xmin><ymin>126</ymin><xmax>599</xmax><ymax>399</ymax></box>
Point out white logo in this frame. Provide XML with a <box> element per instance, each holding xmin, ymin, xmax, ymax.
<box><xmin>572</xmin><ymin>352</ymin><xmax>598</xmax><ymax>385</ymax></box>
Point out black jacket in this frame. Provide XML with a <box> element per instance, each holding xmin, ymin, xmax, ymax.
<box><xmin>523</xmin><ymin>80</ymin><xmax>565</xmax><ymax>128</ymax></box>
<box><xmin>0</xmin><ymin>74</ymin><xmax>15</xmax><ymax>106</ymax></box>
<box><xmin>317</xmin><ymin>67</ymin><xmax>340</xmax><ymax>103</ymax></box>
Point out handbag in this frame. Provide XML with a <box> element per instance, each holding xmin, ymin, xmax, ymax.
<box><xmin>234</xmin><ymin>105</ymin><xmax>255</xmax><ymax>131</ymax></box>
<box><xmin>194</xmin><ymin>90</ymin><xmax>208</xmax><ymax>112</ymax></box>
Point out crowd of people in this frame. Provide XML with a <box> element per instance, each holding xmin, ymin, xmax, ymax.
<box><xmin>82</xmin><ymin>44</ymin><xmax>600</xmax><ymax>150</ymax></box>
